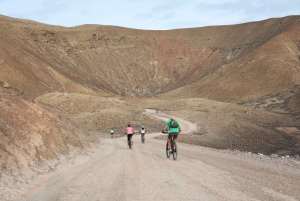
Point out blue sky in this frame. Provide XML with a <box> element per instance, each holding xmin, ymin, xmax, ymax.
<box><xmin>0</xmin><ymin>0</ymin><xmax>299</xmax><ymax>30</ymax></box>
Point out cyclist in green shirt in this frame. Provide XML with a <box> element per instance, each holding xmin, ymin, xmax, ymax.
<box><xmin>162</xmin><ymin>118</ymin><xmax>182</xmax><ymax>150</ymax></box>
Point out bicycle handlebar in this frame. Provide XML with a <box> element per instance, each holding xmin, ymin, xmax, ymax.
<box><xmin>162</xmin><ymin>131</ymin><xmax>181</xmax><ymax>134</ymax></box>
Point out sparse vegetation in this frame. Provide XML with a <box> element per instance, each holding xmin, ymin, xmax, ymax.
<box><xmin>0</xmin><ymin>15</ymin><xmax>300</xmax><ymax>196</ymax></box>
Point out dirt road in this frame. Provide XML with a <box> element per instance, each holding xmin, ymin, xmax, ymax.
<box><xmin>17</xmin><ymin>110</ymin><xmax>300</xmax><ymax>201</ymax></box>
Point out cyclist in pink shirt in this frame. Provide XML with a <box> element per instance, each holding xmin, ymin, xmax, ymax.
<box><xmin>125</xmin><ymin>124</ymin><xmax>135</xmax><ymax>147</ymax></box>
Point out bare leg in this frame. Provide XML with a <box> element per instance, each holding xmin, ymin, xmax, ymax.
<box><xmin>167</xmin><ymin>139</ymin><xmax>171</xmax><ymax>149</ymax></box>
<box><xmin>174</xmin><ymin>138</ymin><xmax>178</xmax><ymax>150</ymax></box>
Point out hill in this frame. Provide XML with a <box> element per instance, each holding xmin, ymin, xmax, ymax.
<box><xmin>0</xmin><ymin>14</ymin><xmax>300</xmax><ymax>185</ymax></box>
<box><xmin>1</xmin><ymin>15</ymin><xmax>299</xmax><ymax>101</ymax></box>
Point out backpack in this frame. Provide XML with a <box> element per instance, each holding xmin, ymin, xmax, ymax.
<box><xmin>169</xmin><ymin>119</ymin><xmax>178</xmax><ymax>128</ymax></box>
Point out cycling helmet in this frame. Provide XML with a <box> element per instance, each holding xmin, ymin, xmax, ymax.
<box><xmin>128</xmin><ymin>124</ymin><xmax>131</xmax><ymax>127</ymax></box>
<box><xmin>141</xmin><ymin>125</ymin><xmax>144</xmax><ymax>128</ymax></box>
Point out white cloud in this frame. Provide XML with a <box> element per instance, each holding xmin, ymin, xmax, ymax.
<box><xmin>0</xmin><ymin>0</ymin><xmax>299</xmax><ymax>30</ymax></box>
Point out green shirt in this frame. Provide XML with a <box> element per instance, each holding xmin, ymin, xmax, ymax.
<box><xmin>166</xmin><ymin>120</ymin><xmax>180</xmax><ymax>133</ymax></box>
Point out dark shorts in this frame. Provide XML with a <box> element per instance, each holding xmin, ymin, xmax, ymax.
<box><xmin>168</xmin><ymin>132</ymin><xmax>179</xmax><ymax>140</ymax></box>
<box><xmin>127</xmin><ymin>134</ymin><xmax>133</xmax><ymax>141</ymax></box>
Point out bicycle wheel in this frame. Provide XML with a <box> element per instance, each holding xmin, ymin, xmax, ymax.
<box><xmin>142</xmin><ymin>135</ymin><xmax>145</xmax><ymax>143</ymax></box>
<box><xmin>129</xmin><ymin>139</ymin><xmax>132</xmax><ymax>149</ymax></box>
<box><xmin>172</xmin><ymin>141</ymin><xmax>177</xmax><ymax>160</ymax></box>
<box><xmin>166</xmin><ymin>142</ymin><xmax>170</xmax><ymax>158</ymax></box>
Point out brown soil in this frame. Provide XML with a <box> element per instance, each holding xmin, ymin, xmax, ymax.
<box><xmin>0</xmin><ymin>14</ymin><xmax>300</xmax><ymax>200</ymax></box>
<box><xmin>126</xmin><ymin>97</ymin><xmax>300</xmax><ymax>156</ymax></box>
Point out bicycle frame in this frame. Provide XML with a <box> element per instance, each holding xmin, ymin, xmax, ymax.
<box><xmin>129</xmin><ymin>136</ymin><xmax>132</xmax><ymax>149</ymax></box>
<box><xmin>125</xmin><ymin>133</ymin><xmax>134</xmax><ymax>149</ymax></box>
<box><xmin>141</xmin><ymin>133</ymin><xmax>145</xmax><ymax>143</ymax></box>
<box><xmin>166</xmin><ymin>133</ymin><xmax>178</xmax><ymax>160</ymax></box>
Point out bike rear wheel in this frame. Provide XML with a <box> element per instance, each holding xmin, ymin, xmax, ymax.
<box><xmin>129</xmin><ymin>139</ymin><xmax>132</xmax><ymax>149</ymax></box>
<box><xmin>172</xmin><ymin>141</ymin><xmax>177</xmax><ymax>160</ymax></box>
<box><xmin>166</xmin><ymin>142</ymin><xmax>170</xmax><ymax>158</ymax></box>
<box><xmin>142</xmin><ymin>135</ymin><xmax>145</xmax><ymax>143</ymax></box>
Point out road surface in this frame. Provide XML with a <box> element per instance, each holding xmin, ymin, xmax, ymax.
<box><xmin>18</xmin><ymin>110</ymin><xmax>300</xmax><ymax>201</ymax></box>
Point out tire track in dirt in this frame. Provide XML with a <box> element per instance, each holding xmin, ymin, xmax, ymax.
<box><xmin>17</xmin><ymin>111</ymin><xmax>300</xmax><ymax>201</ymax></box>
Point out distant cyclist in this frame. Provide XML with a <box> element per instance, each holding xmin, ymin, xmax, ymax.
<box><xmin>139</xmin><ymin>126</ymin><xmax>146</xmax><ymax>142</ymax></box>
<box><xmin>125</xmin><ymin>124</ymin><xmax>134</xmax><ymax>147</ymax></box>
<box><xmin>162</xmin><ymin>118</ymin><xmax>182</xmax><ymax>151</ymax></box>
<box><xmin>110</xmin><ymin>128</ymin><xmax>114</xmax><ymax>138</ymax></box>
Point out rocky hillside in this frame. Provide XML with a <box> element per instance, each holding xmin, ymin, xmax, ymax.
<box><xmin>0</xmin><ymin>85</ymin><xmax>98</xmax><ymax>174</ymax></box>
<box><xmin>1</xmin><ymin>15</ymin><xmax>299</xmax><ymax>102</ymax></box>
<box><xmin>1</xmin><ymin>14</ymin><xmax>300</xmax><ymax>182</ymax></box>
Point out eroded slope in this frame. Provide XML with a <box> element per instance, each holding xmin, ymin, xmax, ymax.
<box><xmin>1</xmin><ymin>15</ymin><xmax>299</xmax><ymax>102</ymax></box>
<box><xmin>0</xmin><ymin>85</ymin><xmax>98</xmax><ymax>175</ymax></box>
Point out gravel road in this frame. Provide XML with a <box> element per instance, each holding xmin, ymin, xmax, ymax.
<box><xmin>17</xmin><ymin>110</ymin><xmax>300</xmax><ymax>201</ymax></box>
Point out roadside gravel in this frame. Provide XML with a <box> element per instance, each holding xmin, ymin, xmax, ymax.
<box><xmin>7</xmin><ymin>110</ymin><xmax>300</xmax><ymax>201</ymax></box>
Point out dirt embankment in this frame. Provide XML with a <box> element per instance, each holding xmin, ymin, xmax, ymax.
<box><xmin>0</xmin><ymin>86</ymin><xmax>99</xmax><ymax>187</ymax></box>
<box><xmin>125</xmin><ymin>97</ymin><xmax>300</xmax><ymax>156</ymax></box>
<box><xmin>4</xmin><ymin>111</ymin><xmax>300</xmax><ymax>201</ymax></box>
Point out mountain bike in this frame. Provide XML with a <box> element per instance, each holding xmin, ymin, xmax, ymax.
<box><xmin>139</xmin><ymin>132</ymin><xmax>145</xmax><ymax>143</ymax></box>
<box><xmin>163</xmin><ymin>132</ymin><xmax>178</xmax><ymax>160</ymax></box>
<box><xmin>129</xmin><ymin>136</ymin><xmax>133</xmax><ymax>149</ymax></box>
<box><xmin>125</xmin><ymin>133</ymin><xmax>134</xmax><ymax>149</ymax></box>
<box><xmin>141</xmin><ymin>134</ymin><xmax>145</xmax><ymax>143</ymax></box>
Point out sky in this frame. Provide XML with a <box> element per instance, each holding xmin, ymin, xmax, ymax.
<box><xmin>0</xmin><ymin>0</ymin><xmax>300</xmax><ymax>30</ymax></box>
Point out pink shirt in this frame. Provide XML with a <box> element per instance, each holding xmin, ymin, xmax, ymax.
<box><xmin>126</xmin><ymin>127</ymin><xmax>133</xmax><ymax>134</ymax></box>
